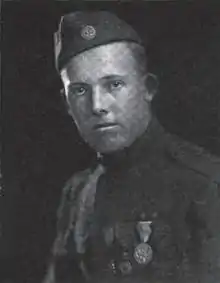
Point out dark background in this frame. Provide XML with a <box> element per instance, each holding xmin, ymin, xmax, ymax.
<box><xmin>1</xmin><ymin>1</ymin><xmax>220</xmax><ymax>282</ymax></box>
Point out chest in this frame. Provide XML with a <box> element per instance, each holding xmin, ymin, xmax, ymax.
<box><xmin>80</xmin><ymin>163</ymin><xmax>208</xmax><ymax>282</ymax></box>
<box><xmin>94</xmin><ymin>160</ymin><xmax>207</xmax><ymax>225</ymax></box>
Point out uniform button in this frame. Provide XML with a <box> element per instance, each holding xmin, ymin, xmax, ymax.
<box><xmin>118</xmin><ymin>260</ymin><xmax>133</xmax><ymax>275</ymax></box>
<box><xmin>108</xmin><ymin>259</ymin><xmax>117</xmax><ymax>274</ymax></box>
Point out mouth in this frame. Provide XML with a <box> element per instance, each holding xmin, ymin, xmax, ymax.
<box><xmin>94</xmin><ymin>122</ymin><xmax>119</xmax><ymax>131</ymax></box>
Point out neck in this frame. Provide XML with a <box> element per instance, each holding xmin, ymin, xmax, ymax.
<box><xmin>97</xmin><ymin>117</ymin><xmax>166</xmax><ymax>172</ymax></box>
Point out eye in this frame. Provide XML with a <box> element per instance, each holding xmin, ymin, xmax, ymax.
<box><xmin>108</xmin><ymin>80</ymin><xmax>125</xmax><ymax>91</ymax></box>
<box><xmin>69</xmin><ymin>85</ymin><xmax>87</xmax><ymax>97</ymax></box>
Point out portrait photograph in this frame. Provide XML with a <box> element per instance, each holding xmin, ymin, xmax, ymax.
<box><xmin>1</xmin><ymin>1</ymin><xmax>220</xmax><ymax>283</ymax></box>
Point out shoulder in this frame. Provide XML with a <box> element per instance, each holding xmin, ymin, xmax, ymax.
<box><xmin>53</xmin><ymin>164</ymin><xmax>105</xmax><ymax>256</ymax></box>
<box><xmin>63</xmin><ymin>167</ymin><xmax>92</xmax><ymax>193</ymax></box>
<box><xmin>57</xmin><ymin>163</ymin><xmax>105</xmax><ymax>224</ymax></box>
<box><xmin>51</xmin><ymin>167</ymin><xmax>93</xmax><ymax>257</ymax></box>
<box><xmin>57</xmin><ymin>167</ymin><xmax>92</xmax><ymax>219</ymax></box>
<box><xmin>164</xmin><ymin>134</ymin><xmax>220</xmax><ymax>277</ymax></box>
<box><xmin>165</xmin><ymin>131</ymin><xmax>220</xmax><ymax>185</ymax></box>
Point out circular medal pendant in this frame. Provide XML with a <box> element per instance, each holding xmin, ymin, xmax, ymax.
<box><xmin>118</xmin><ymin>260</ymin><xmax>133</xmax><ymax>275</ymax></box>
<box><xmin>133</xmin><ymin>243</ymin><xmax>153</xmax><ymax>265</ymax></box>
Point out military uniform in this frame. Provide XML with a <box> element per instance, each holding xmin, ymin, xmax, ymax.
<box><xmin>43</xmin><ymin>118</ymin><xmax>220</xmax><ymax>283</ymax></box>
<box><xmin>44</xmin><ymin>11</ymin><xmax>220</xmax><ymax>283</ymax></box>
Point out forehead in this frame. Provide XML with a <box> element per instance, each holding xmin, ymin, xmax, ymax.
<box><xmin>61</xmin><ymin>42</ymin><xmax>138</xmax><ymax>84</ymax></box>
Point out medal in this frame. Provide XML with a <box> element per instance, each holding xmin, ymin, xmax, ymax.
<box><xmin>103</xmin><ymin>219</ymin><xmax>154</xmax><ymax>275</ymax></box>
<box><xmin>134</xmin><ymin>219</ymin><xmax>153</xmax><ymax>265</ymax></box>
<box><xmin>133</xmin><ymin>242</ymin><xmax>153</xmax><ymax>265</ymax></box>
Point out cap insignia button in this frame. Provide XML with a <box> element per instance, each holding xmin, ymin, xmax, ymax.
<box><xmin>81</xmin><ymin>25</ymin><xmax>96</xmax><ymax>40</ymax></box>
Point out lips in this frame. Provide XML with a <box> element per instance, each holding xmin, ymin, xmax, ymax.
<box><xmin>94</xmin><ymin>122</ymin><xmax>118</xmax><ymax>130</ymax></box>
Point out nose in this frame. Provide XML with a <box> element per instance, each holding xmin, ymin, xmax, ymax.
<box><xmin>92</xmin><ymin>86</ymin><xmax>109</xmax><ymax>115</ymax></box>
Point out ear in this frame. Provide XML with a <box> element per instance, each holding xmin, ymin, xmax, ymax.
<box><xmin>143</xmin><ymin>73</ymin><xmax>159</xmax><ymax>102</ymax></box>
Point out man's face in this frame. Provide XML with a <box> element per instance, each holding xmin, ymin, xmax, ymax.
<box><xmin>61</xmin><ymin>42</ymin><xmax>153</xmax><ymax>153</ymax></box>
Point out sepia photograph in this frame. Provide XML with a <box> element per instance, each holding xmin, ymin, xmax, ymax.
<box><xmin>1</xmin><ymin>1</ymin><xmax>220</xmax><ymax>283</ymax></box>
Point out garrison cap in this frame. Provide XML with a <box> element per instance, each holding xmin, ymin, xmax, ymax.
<box><xmin>54</xmin><ymin>11</ymin><xmax>143</xmax><ymax>72</ymax></box>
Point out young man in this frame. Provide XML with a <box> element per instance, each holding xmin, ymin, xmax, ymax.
<box><xmin>44</xmin><ymin>11</ymin><xmax>220</xmax><ymax>283</ymax></box>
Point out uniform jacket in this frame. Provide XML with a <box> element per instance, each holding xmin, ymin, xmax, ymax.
<box><xmin>43</xmin><ymin>119</ymin><xmax>220</xmax><ymax>283</ymax></box>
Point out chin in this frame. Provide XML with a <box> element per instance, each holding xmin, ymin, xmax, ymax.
<box><xmin>83</xmin><ymin>130</ymin><xmax>137</xmax><ymax>154</ymax></box>
<box><xmin>88</xmin><ymin>138</ymin><xmax>133</xmax><ymax>154</ymax></box>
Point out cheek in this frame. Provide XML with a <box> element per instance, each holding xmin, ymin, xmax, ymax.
<box><xmin>116</xmin><ymin>90</ymin><xmax>146</xmax><ymax>124</ymax></box>
<box><xmin>68</xmin><ymin>99</ymin><xmax>91</xmax><ymax>125</ymax></box>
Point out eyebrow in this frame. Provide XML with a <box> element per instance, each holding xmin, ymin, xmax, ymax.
<box><xmin>68</xmin><ymin>82</ymin><xmax>88</xmax><ymax>88</ymax></box>
<box><xmin>68</xmin><ymin>74</ymin><xmax>126</xmax><ymax>87</ymax></box>
<box><xmin>101</xmin><ymin>75</ymin><xmax>126</xmax><ymax>81</ymax></box>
